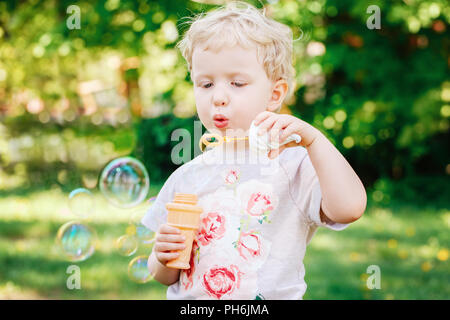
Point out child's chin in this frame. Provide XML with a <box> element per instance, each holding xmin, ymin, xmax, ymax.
<box><xmin>225</xmin><ymin>130</ymin><xmax>248</xmax><ymax>137</ymax></box>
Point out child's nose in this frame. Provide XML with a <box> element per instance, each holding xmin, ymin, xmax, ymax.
<box><xmin>213</xmin><ymin>94</ymin><xmax>229</xmax><ymax>107</ymax></box>
<box><xmin>212</xmin><ymin>84</ymin><xmax>229</xmax><ymax>107</ymax></box>
<box><xmin>214</xmin><ymin>99</ymin><xmax>227</xmax><ymax>107</ymax></box>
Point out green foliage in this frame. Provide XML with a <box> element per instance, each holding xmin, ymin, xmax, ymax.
<box><xmin>0</xmin><ymin>114</ymin><xmax>136</xmax><ymax>194</ymax></box>
<box><xmin>285</xmin><ymin>0</ymin><xmax>450</xmax><ymax>185</ymax></box>
<box><xmin>132</xmin><ymin>114</ymin><xmax>202</xmax><ymax>183</ymax></box>
<box><xmin>0</xmin><ymin>0</ymin><xmax>449</xmax><ymax>193</ymax></box>
<box><xmin>371</xmin><ymin>175</ymin><xmax>450</xmax><ymax>208</ymax></box>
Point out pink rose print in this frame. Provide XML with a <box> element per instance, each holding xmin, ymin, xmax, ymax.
<box><xmin>236</xmin><ymin>231</ymin><xmax>261</xmax><ymax>260</ymax></box>
<box><xmin>197</xmin><ymin>212</ymin><xmax>226</xmax><ymax>246</ymax></box>
<box><xmin>246</xmin><ymin>192</ymin><xmax>274</xmax><ymax>217</ymax></box>
<box><xmin>222</xmin><ymin>168</ymin><xmax>240</xmax><ymax>185</ymax></box>
<box><xmin>236</xmin><ymin>180</ymin><xmax>278</xmax><ymax>223</ymax></box>
<box><xmin>224</xmin><ymin>168</ymin><xmax>240</xmax><ymax>185</ymax></box>
<box><xmin>202</xmin><ymin>265</ymin><xmax>243</xmax><ymax>299</ymax></box>
<box><xmin>180</xmin><ymin>240</ymin><xmax>199</xmax><ymax>290</ymax></box>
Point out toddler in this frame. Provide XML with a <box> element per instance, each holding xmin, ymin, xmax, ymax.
<box><xmin>142</xmin><ymin>1</ymin><xmax>366</xmax><ymax>300</ymax></box>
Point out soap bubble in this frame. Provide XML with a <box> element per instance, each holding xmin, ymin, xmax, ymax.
<box><xmin>99</xmin><ymin>157</ymin><xmax>150</xmax><ymax>208</ymax></box>
<box><xmin>127</xmin><ymin>205</ymin><xmax>156</xmax><ymax>244</ymax></box>
<box><xmin>68</xmin><ymin>188</ymin><xmax>94</xmax><ymax>218</ymax></box>
<box><xmin>116</xmin><ymin>235</ymin><xmax>138</xmax><ymax>256</ymax></box>
<box><xmin>135</xmin><ymin>223</ymin><xmax>155</xmax><ymax>244</ymax></box>
<box><xmin>128</xmin><ymin>255</ymin><xmax>152</xmax><ymax>283</ymax></box>
<box><xmin>56</xmin><ymin>221</ymin><xmax>97</xmax><ymax>262</ymax></box>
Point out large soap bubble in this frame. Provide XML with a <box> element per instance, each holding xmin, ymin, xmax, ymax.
<box><xmin>99</xmin><ymin>157</ymin><xmax>150</xmax><ymax>208</ymax></box>
<box><xmin>56</xmin><ymin>221</ymin><xmax>97</xmax><ymax>262</ymax></box>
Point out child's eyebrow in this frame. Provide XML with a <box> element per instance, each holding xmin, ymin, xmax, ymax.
<box><xmin>193</xmin><ymin>71</ymin><xmax>251</xmax><ymax>81</ymax></box>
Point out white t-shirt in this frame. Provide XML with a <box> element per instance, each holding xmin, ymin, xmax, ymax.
<box><xmin>141</xmin><ymin>143</ymin><xmax>349</xmax><ymax>300</ymax></box>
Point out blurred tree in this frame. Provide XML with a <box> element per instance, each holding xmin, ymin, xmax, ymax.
<box><xmin>0</xmin><ymin>0</ymin><xmax>448</xmax><ymax>204</ymax></box>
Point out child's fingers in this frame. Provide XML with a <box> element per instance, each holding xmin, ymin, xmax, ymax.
<box><xmin>156</xmin><ymin>251</ymin><xmax>180</xmax><ymax>263</ymax></box>
<box><xmin>156</xmin><ymin>233</ymin><xmax>185</xmax><ymax>243</ymax></box>
<box><xmin>278</xmin><ymin>122</ymin><xmax>302</xmax><ymax>143</ymax></box>
<box><xmin>257</xmin><ymin>115</ymin><xmax>278</xmax><ymax>136</ymax></box>
<box><xmin>270</xmin><ymin>118</ymin><xmax>291</xmax><ymax>144</ymax></box>
<box><xmin>253</xmin><ymin>111</ymin><xmax>273</xmax><ymax>126</ymax></box>
<box><xmin>155</xmin><ymin>242</ymin><xmax>186</xmax><ymax>252</ymax></box>
<box><xmin>158</xmin><ymin>224</ymin><xmax>181</xmax><ymax>235</ymax></box>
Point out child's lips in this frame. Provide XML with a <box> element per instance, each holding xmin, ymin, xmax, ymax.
<box><xmin>214</xmin><ymin>119</ymin><xmax>229</xmax><ymax>128</ymax></box>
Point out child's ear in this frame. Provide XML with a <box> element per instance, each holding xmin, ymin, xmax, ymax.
<box><xmin>267</xmin><ymin>79</ymin><xmax>288</xmax><ymax>112</ymax></box>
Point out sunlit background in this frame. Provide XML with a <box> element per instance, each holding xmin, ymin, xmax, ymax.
<box><xmin>0</xmin><ymin>0</ymin><xmax>448</xmax><ymax>299</ymax></box>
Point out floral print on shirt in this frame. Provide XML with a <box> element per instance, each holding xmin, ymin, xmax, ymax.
<box><xmin>202</xmin><ymin>264</ymin><xmax>243</xmax><ymax>299</ymax></box>
<box><xmin>197</xmin><ymin>212</ymin><xmax>226</xmax><ymax>246</ymax></box>
<box><xmin>178</xmin><ymin>167</ymin><xmax>276</xmax><ymax>299</ymax></box>
<box><xmin>179</xmin><ymin>239</ymin><xmax>199</xmax><ymax>290</ymax></box>
<box><xmin>222</xmin><ymin>167</ymin><xmax>240</xmax><ymax>186</ymax></box>
<box><xmin>236</xmin><ymin>179</ymin><xmax>277</xmax><ymax>224</ymax></box>
<box><xmin>235</xmin><ymin>230</ymin><xmax>262</xmax><ymax>260</ymax></box>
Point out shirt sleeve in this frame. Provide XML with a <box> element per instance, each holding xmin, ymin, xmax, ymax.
<box><xmin>288</xmin><ymin>150</ymin><xmax>350</xmax><ymax>231</ymax></box>
<box><xmin>141</xmin><ymin>167</ymin><xmax>182</xmax><ymax>232</ymax></box>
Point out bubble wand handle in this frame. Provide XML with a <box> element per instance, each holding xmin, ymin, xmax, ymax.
<box><xmin>165</xmin><ymin>193</ymin><xmax>203</xmax><ymax>269</ymax></box>
<box><xmin>199</xmin><ymin>133</ymin><xmax>249</xmax><ymax>152</ymax></box>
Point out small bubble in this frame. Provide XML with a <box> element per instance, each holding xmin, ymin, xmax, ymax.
<box><xmin>128</xmin><ymin>255</ymin><xmax>153</xmax><ymax>283</ymax></box>
<box><xmin>116</xmin><ymin>235</ymin><xmax>138</xmax><ymax>256</ymax></box>
<box><xmin>56</xmin><ymin>221</ymin><xmax>97</xmax><ymax>262</ymax></box>
<box><xmin>68</xmin><ymin>188</ymin><xmax>95</xmax><ymax>218</ymax></box>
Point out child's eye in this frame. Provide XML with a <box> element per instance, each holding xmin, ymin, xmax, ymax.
<box><xmin>200</xmin><ymin>82</ymin><xmax>246</xmax><ymax>88</ymax></box>
<box><xmin>232</xmin><ymin>81</ymin><xmax>246</xmax><ymax>87</ymax></box>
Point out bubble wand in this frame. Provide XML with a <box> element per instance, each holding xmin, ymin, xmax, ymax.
<box><xmin>199</xmin><ymin>120</ymin><xmax>302</xmax><ymax>153</ymax></box>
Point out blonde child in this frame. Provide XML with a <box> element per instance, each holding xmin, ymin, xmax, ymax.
<box><xmin>142</xmin><ymin>1</ymin><xmax>366</xmax><ymax>300</ymax></box>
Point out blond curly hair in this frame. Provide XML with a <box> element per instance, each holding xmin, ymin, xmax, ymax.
<box><xmin>176</xmin><ymin>1</ymin><xmax>295</xmax><ymax>110</ymax></box>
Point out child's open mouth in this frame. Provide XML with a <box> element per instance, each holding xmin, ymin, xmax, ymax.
<box><xmin>213</xmin><ymin>114</ymin><xmax>229</xmax><ymax>128</ymax></box>
<box><xmin>214</xmin><ymin>119</ymin><xmax>229</xmax><ymax>128</ymax></box>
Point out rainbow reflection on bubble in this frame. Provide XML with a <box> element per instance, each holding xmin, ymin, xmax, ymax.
<box><xmin>127</xmin><ymin>206</ymin><xmax>155</xmax><ymax>244</ymax></box>
<box><xmin>128</xmin><ymin>255</ymin><xmax>152</xmax><ymax>283</ymax></box>
<box><xmin>68</xmin><ymin>188</ymin><xmax>94</xmax><ymax>218</ymax></box>
<box><xmin>56</xmin><ymin>221</ymin><xmax>97</xmax><ymax>262</ymax></box>
<box><xmin>135</xmin><ymin>222</ymin><xmax>155</xmax><ymax>244</ymax></box>
<box><xmin>99</xmin><ymin>157</ymin><xmax>150</xmax><ymax>208</ymax></box>
<box><xmin>116</xmin><ymin>235</ymin><xmax>138</xmax><ymax>256</ymax></box>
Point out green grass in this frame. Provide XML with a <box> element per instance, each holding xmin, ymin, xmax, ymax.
<box><xmin>0</xmin><ymin>183</ymin><xmax>168</xmax><ymax>299</ymax></box>
<box><xmin>303</xmin><ymin>202</ymin><xmax>449</xmax><ymax>300</ymax></box>
<box><xmin>0</xmin><ymin>185</ymin><xmax>448</xmax><ymax>299</ymax></box>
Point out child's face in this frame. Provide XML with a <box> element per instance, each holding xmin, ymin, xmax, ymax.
<box><xmin>192</xmin><ymin>44</ymin><xmax>280</xmax><ymax>137</ymax></box>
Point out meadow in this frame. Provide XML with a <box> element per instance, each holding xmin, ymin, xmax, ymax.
<box><xmin>0</xmin><ymin>183</ymin><xmax>448</xmax><ymax>300</ymax></box>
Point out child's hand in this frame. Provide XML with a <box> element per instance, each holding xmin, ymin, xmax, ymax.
<box><xmin>154</xmin><ymin>224</ymin><xmax>186</xmax><ymax>266</ymax></box>
<box><xmin>253</xmin><ymin>111</ymin><xmax>321</xmax><ymax>159</ymax></box>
